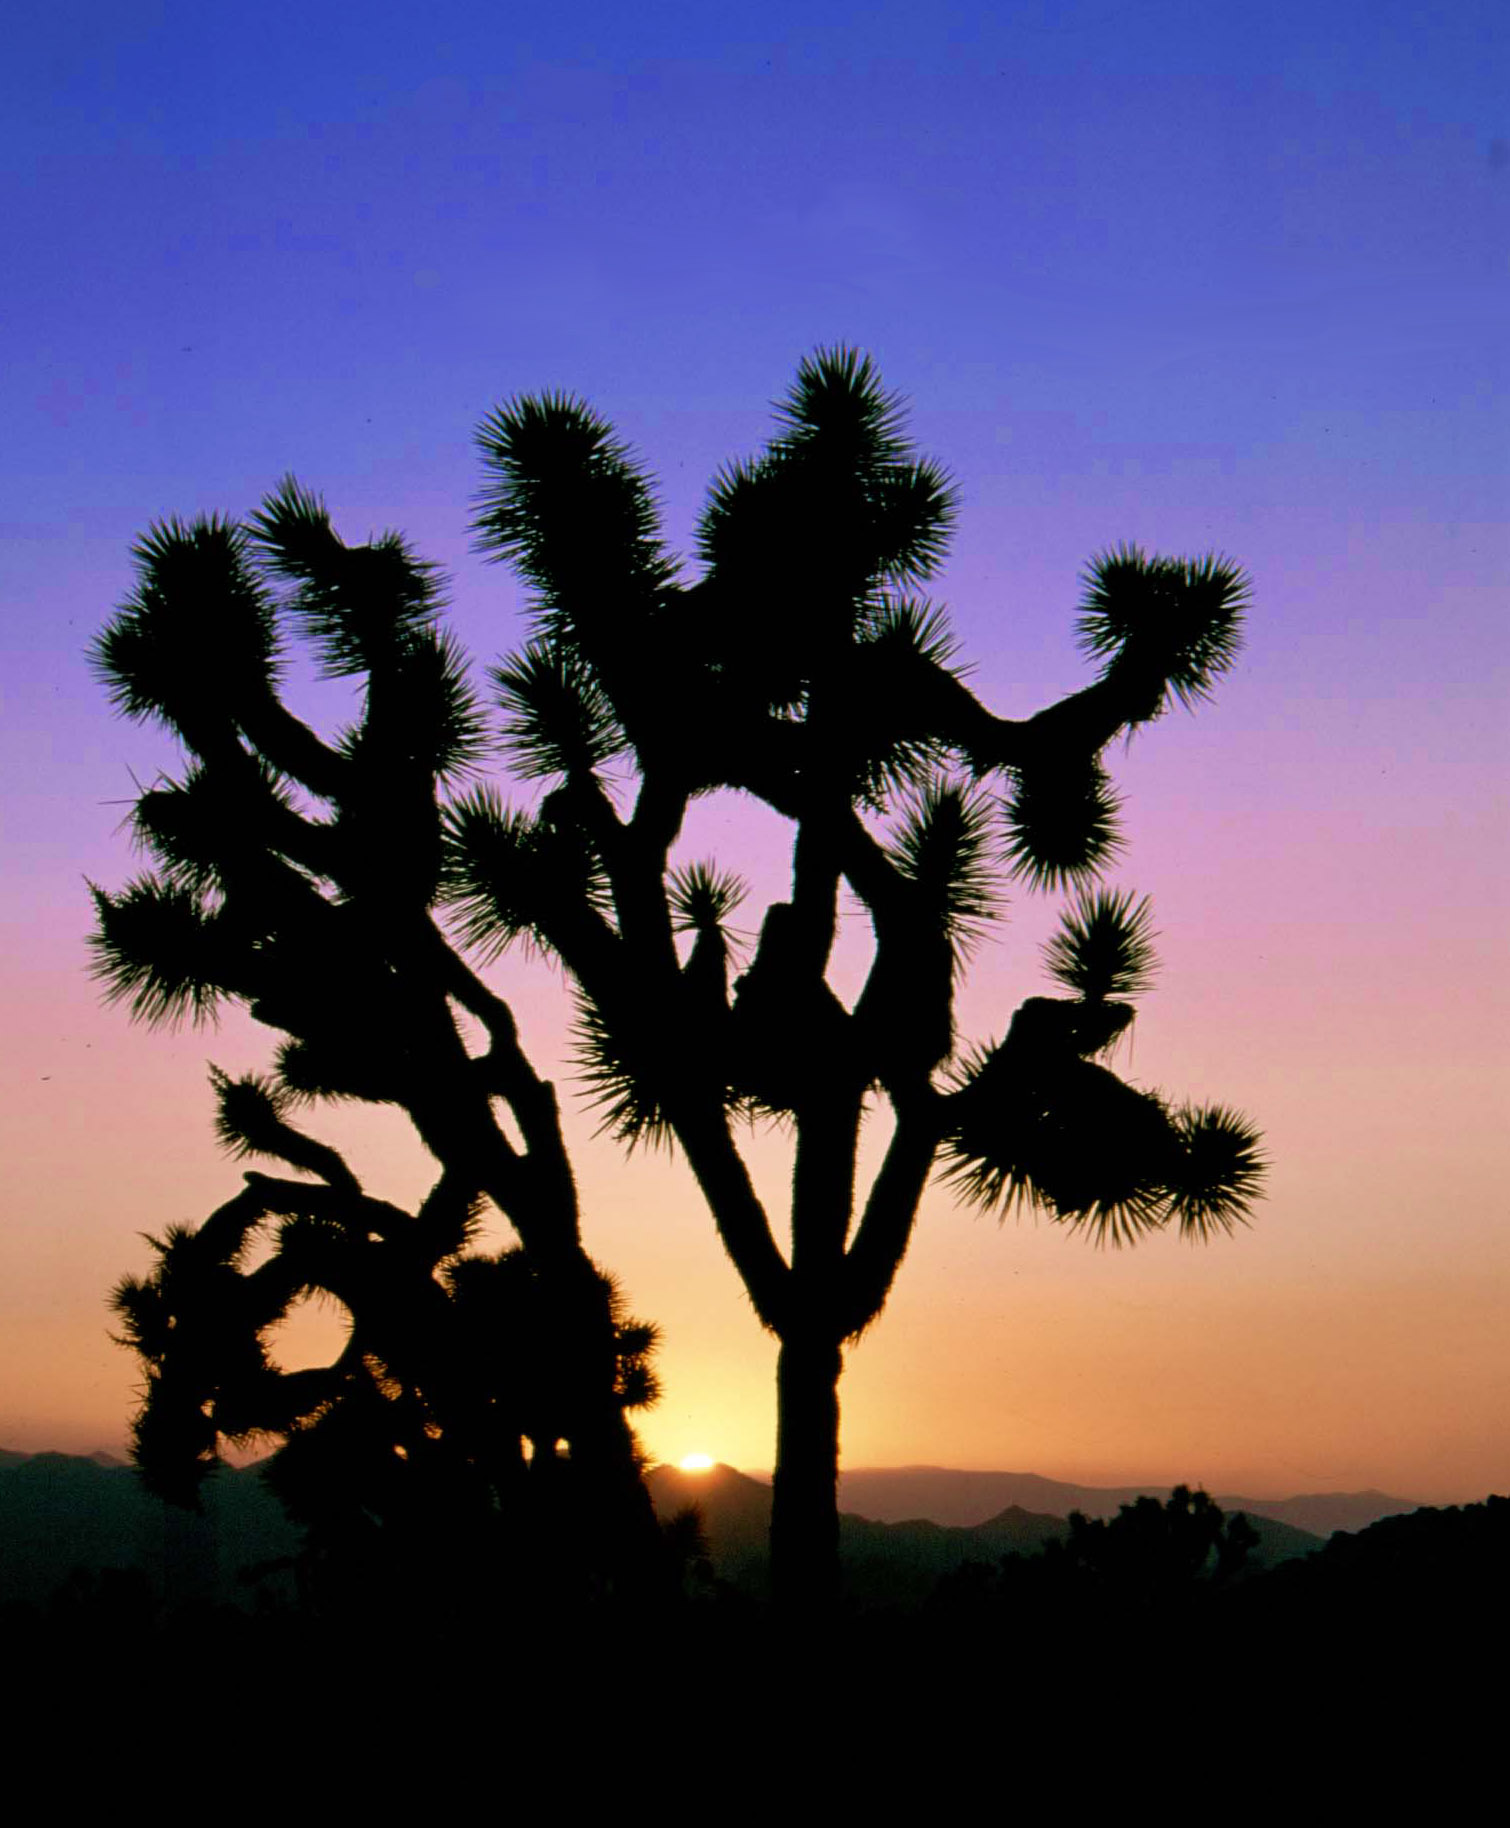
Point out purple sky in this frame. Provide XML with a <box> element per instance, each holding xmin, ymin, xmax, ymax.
<box><xmin>3</xmin><ymin>2</ymin><xmax>1506</xmax><ymax>1497</ymax></box>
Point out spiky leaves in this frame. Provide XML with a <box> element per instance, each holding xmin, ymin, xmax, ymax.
<box><xmin>942</xmin><ymin>872</ymin><xmax>1258</xmax><ymax>1244</ymax></box>
<box><xmin>210</xmin><ymin>1065</ymin><xmax>362</xmax><ymax>1189</ymax></box>
<box><xmin>1001</xmin><ymin>760</ymin><xmax>1123</xmax><ymax>890</ymax></box>
<box><xmin>940</xmin><ymin>1032</ymin><xmax>1170</xmax><ymax>1245</ymax></box>
<box><xmin>366</xmin><ymin>622</ymin><xmax>491</xmax><ymax>784</ymax></box>
<box><xmin>128</xmin><ymin>754</ymin><xmax>314</xmax><ymax>898</ymax></box>
<box><xmin>1162</xmin><ymin>1103</ymin><xmax>1267</xmax><ymax>1240</ymax></box>
<box><xmin>250</xmin><ymin>477</ymin><xmax>445</xmax><ymax>676</ymax></box>
<box><xmin>441</xmin><ymin>785</ymin><xmax>612</xmax><ymax>963</ymax></box>
<box><xmin>776</xmin><ymin>347</ymin><xmax>913</xmax><ymax>460</ymax></box>
<box><xmin>571</xmin><ymin>990</ymin><xmax>674</xmax><ymax>1152</ymax></box>
<box><xmin>1077</xmin><ymin>545</ymin><xmax>1251</xmax><ymax>719</ymax></box>
<box><xmin>494</xmin><ymin>640</ymin><xmax>625</xmax><ymax>781</ymax></box>
<box><xmin>887</xmin><ymin>777</ymin><xmax>1003</xmax><ymax>977</ymax></box>
<box><xmin>567</xmin><ymin>869</ymin><xmax>749</xmax><ymax>1151</ymax></box>
<box><xmin>689</xmin><ymin>346</ymin><xmax>958</xmax><ymax>747</ymax></box>
<box><xmin>696</xmin><ymin>347</ymin><xmax>957</xmax><ymax>614</ymax></box>
<box><xmin>111</xmin><ymin>1205</ymin><xmax>294</xmax><ymax>1504</ymax></box>
<box><xmin>668</xmin><ymin>860</ymin><xmax>747</xmax><ymax>937</ymax></box>
<box><xmin>990</xmin><ymin>548</ymin><xmax>1249</xmax><ymax>891</ymax></box>
<box><xmin>844</xmin><ymin>599</ymin><xmax>963</xmax><ymax>803</ymax></box>
<box><xmin>769</xmin><ymin>346</ymin><xmax>958</xmax><ymax>591</ymax></box>
<box><xmin>211</xmin><ymin>1066</ymin><xmax>295</xmax><ymax>1159</ymax></box>
<box><xmin>87</xmin><ymin>877</ymin><xmax>242</xmax><ymax>1027</ymax></box>
<box><xmin>249</xmin><ymin>480</ymin><xmax>492</xmax><ymax>788</ymax></box>
<box><xmin>1043</xmin><ymin>889</ymin><xmax>1158</xmax><ymax>1003</ymax></box>
<box><xmin>940</xmin><ymin>1035</ymin><xmax>1266</xmax><ymax>1247</ymax></box>
<box><xmin>90</xmin><ymin>516</ymin><xmax>281</xmax><ymax>746</ymax></box>
<box><xmin>473</xmin><ymin>395</ymin><xmax>676</xmax><ymax>656</ymax></box>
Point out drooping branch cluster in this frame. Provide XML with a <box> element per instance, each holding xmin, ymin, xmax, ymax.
<box><xmin>113</xmin><ymin>1071</ymin><xmax>659</xmax><ymax>1519</ymax></box>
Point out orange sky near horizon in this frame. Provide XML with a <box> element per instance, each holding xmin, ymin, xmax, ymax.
<box><xmin>5</xmin><ymin>689</ymin><xmax>1506</xmax><ymax>1505</ymax></box>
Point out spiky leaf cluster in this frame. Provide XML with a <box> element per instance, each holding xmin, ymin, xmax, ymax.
<box><xmin>887</xmin><ymin>777</ymin><xmax>1004</xmax><ymax>973</ymax></box>
<box><xmin>473</xmin><ymin>395</ymin><xmax>677</xmax><ymax>660</ymax></box>
<box><xmin>90</xmin><ymin>517</ymin><xmax>281</xmax><ymax>742</ymax></box>
<box><xmin>941</xmin><ymin>1033</ymin><xmax>1266</xmax><ymax>1248</ymax></box>
<box><xmin>494</xmin><ymin>639</ymin><xmax>625</xmax><ymax>780</ymax></box>
<box><xmin>1001</xmin><ymin>761</ymin><xmax>1123</xmax><ymax>890</ymax></box>
<box><xmin>87</xmin><ymin>877</ymin><xmax>239</xmax><ymax>1028</ymax></box>
<box><xmin>1161</xmin><ymin>1104</ymin><xmax>1268</xmax><ymax>1240</ymax></box>
<box><xmin>570</xmin><ymin>989</ymin><xmax>685</xmax><ymax>1151</ymax></box>
<box><xmin>1077</xmin><ymin>544</ymin><xmax>1251</xmax><ymax>715</ymax></box>
<box><xmin>696</xmin><ymin>347</ymin><xmax>958</xmax><ymax>613</ymax></box>
<box><xmin>88</xmin><ymin>475</ymin><xmax>498</xmax><ymax>1088</ymax></box>
<box><xmin>843</xmin><ymin>599</ymin><xmax>962</xmax><ymax>802</ymax></box>
<box><xmin>1043</xmin><ymin>889</ymin><xmax>1159</xmax><ymax>1002</ymax></box>
<box><xmin>442</xmin><ymin>786</ymin><xmax>613</xmax><ymax>963</ymax></box>
<box><xmin>668</xmin><ymin>861</ymin><xmax>747</xmax><ymax>936</ymax></box>
<box><xmin>251</xmin><ymin>477</ymin><xmax>449</xmax><ymax>678</ymax></box>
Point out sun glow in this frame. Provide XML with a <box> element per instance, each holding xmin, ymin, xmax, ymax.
<box><xmin>678</xmin><ymin>1453</ymin><xmax>715</xmax><ymax>1472</ymax></box>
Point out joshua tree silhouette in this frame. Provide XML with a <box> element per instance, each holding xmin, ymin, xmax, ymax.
<box><xmin>93</xmin><ymin>348</ymin><xmax>1264</xmax><ymax>1616</ymax></box>
<box><xmin>91</xmin><ymin>493</ymin><xmax>662</xmax><ymax>1601</ymax></box>
<box><xmin>110</xmin><ymin>1128</ymin><xmax>661</xmax><ymax>1615</ymax></box>
<box><xmin>447</xmin><ymin>348</ymin><xmax>1266</xmax><ymax>1610</ymax></box>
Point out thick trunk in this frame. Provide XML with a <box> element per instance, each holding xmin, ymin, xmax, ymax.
<box><xmin>770</xmin><ymin>1330</ymin><xmax>844</xmax><ymax>1612</ymax></box>
<box><xmin>770</xmin><ymin>1092</ymin><xmax>858</xmax><ymax>1615</ymax></box>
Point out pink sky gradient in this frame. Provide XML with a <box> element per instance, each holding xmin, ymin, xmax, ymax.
<box><xmin>2</xmin><ymin>2</ymin><xmax>1505</xmax><ymax>1503</ymax></box>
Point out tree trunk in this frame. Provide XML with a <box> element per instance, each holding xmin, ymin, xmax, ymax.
<box><xmin>770</xmin><ymin>1330</ymin><xmax>844</xmax><ymax>1613</ymax></box>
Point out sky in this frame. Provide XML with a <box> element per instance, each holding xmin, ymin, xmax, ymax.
<box><xmin>2</xmin><ymin>0</ymin><xmax>1506</xmax><ymax>1503</ymax></box>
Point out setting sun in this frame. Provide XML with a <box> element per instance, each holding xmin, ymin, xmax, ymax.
<box><xmin>678</xmin><ymin>1454</ymin><xmax>715</xmax><ymax>1473</ymax></box>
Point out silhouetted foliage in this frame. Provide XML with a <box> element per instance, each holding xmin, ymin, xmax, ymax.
<box><xmin>929</xmin><ymin>1485</ymin><xmax>1257</xmax><ymax>1635</ymax></box>
<box><xmin>1233</xmin><ymin>1493</ymin><xmax>1510</xmax><ymax>1658</ymax></box>
<box><xmin>453</xmin><ymin>348</ymin><xmax>1266</xmax><ymax>1606</ymax></box>
<box><xmin>1049</xmin><ymin>1484</ymin><xmax>1259</xmax><ymax>1601</ymax></box>
<box><xmin>91</xmin><ymin>483</ymin><xmax>669</xmax><ymax>1606</ymax></box>
<box><xmin>111</xmin><ymin>1150</ymin><xmax>662</xmax><ymax>1619</ymax></box>
<box><xmin>93</xmin><ymin>348</ymin><xmax>1265</xmax><ymax>1618</ymax></box>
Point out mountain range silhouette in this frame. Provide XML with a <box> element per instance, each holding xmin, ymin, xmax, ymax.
<box><xmin>0</xmin><ymin>1447</ymin><xmax>1422</xmax><ymax>1612</ymax></box>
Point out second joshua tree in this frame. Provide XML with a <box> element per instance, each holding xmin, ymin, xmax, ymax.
<box><xmin>91</xmin><ymin>491</ymin><xmax>663</xmax><ymax>1600</ymax></box>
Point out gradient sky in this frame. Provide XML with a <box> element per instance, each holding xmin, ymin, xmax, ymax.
<box><xmin>3</xmin><ymin>1</ymin><xmax>1505</xmax><ymax>1502</ymax></box>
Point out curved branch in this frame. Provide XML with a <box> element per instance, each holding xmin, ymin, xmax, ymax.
<box><xmin>663</xmin><ymin>1091</ymin><xmax>791</xmax><ymax>1333</ymax></box>
<box><xmin>838</xmin><ymin>1084</ymin><xmax>944</xmax><ymax>1339</ymax></box>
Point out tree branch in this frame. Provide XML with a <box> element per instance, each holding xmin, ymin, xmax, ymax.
<box><xmin>663</xmin><ymin>1091</ymin><xmax>791</xmax><ymax>1333</ymax></box>
<box><xmin>839</xmin><ymin>1085</ymin><xmax>945</xmax><ymax>1338</ymax></box>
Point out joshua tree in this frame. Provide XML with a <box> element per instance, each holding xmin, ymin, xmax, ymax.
<box><xmin>444</xmin><ymin>348</ymin><xmax>1266</xmax><ymax>1609</ymax></box>
<box><xmin>90</xmin><ymin>491</ymin><xmax>663</xmax><ymax>1595</ymax></box>
<box><xmin>111</xmin><ymin>1091</ymin><xmax>661</xmax><ymax>1614</ymax></box>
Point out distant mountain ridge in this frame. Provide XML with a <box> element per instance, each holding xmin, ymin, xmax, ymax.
<box><xmin>0</xmin><ymin>1447</ymin><xmax>297</xmax><ymax>1610</ymax></box>
<box><xmin>0</xmin><ymin>1447</ymin><xmax>1420</xmax><ymax>1613</ymax></box>
<box><xmin>834</xmin><ymin>1466</ymin><xmax>1420</xmax><ymax>1541</ymax></box>
<box><xmin>645</xmin><ymin>1462</ymin><xmax>1329</xmax><ymax>1600</ymax></box>
<box><xmin>648</xmin><ymin>1462</ymin><xmax>1074</xmax><ymax>1602</ymax></box>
